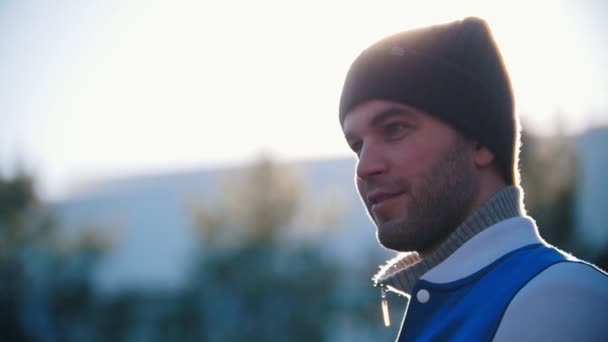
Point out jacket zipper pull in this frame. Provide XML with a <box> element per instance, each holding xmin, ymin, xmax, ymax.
<box><xmin>381</xmin><ymin>287</ymin><xmax>391</xmax><ymax>327</ymax></box>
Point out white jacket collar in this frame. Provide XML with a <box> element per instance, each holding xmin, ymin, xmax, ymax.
<box><xmin>421</xmin><ymin>216</ymin><xmax>545</xmax><ymax>283</ymax></box>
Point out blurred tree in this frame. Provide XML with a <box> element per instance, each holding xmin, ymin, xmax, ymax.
<box><xmin>182</xmin><ymin>157</ymin><xmax>337</xmax><ymax>341</ymax></box>
<box><xmin>0</xmin><ymin>172</ymin><xmax>107</xmax><ymax>341</ymax></box>
<box><xmin>177</xmin><ymin>157</ymin><xmax>390</xmax><ymax>341</ymax></box>
<box><xmin>519</xmin><ymin>129</ymin><xmax>580</xmax><ymax>252</ymax></box>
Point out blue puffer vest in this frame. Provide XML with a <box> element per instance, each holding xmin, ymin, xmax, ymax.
<box><xmin>397</xmin><ymin>244</ymin><xmax>571</xmax><ymax>341</ymax></box>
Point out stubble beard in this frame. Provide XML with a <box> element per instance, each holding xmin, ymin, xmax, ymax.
<box><xmin>373</xmin><ymin>139</ymin><xmax>479</xmax><ymax>253</ymax></box>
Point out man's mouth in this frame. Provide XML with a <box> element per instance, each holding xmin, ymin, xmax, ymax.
<box><xmin>365</xmin><ymin>189</ymin><xmax>408</xmax><ymax>221</ymax></box>
<box><xmin>367</xmin><ymin>191</ymin><xmax>406</xmax><ymax>206</ymax></box>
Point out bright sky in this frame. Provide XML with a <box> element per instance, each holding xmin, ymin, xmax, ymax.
<box><xmin>1</xmin><ymin>0</ymin><xmax>607</xmax><ymax>201</ymax></box>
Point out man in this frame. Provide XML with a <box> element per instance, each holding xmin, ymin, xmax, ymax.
<box><xmin>339</xmin><ymin>17</ymin><xmax>608</xmax><ymax>341</ymax></box>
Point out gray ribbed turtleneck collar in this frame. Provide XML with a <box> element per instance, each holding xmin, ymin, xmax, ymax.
<box><xmin>373</xmin><ymin>185</ymin><xmax>525</xmax><ymax>296</ymax></box>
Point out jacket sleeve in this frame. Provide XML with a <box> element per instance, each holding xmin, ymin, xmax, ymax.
<box><xmin>493</xmin><ymin>262</ymin><xmax>608</xmax><ymax>342</ymax></box>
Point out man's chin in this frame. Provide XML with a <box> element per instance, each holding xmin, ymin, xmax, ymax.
<box><xmin>377</xmin><ymin>234</ymin><xmax>410</xmax><ymax>252</ymax></box>
<box><xmin>376</xmin><ymin>222</ymin><xmax>413</xmax><ymax>252</ymax></box>
<box><xmin>372</xmin><ymin>212</ymin><xmax>404</xmax><ymax>226</ymax></box>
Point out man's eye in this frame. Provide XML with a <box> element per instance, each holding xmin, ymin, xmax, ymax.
<box><xmin>384</xmin><ymin>122</ymin><xmax>407</xmax><ymax>136</ymax></box>
<box><xmin>349</xmin><ymin>141</ymin><xmax>362</xmax><ymax>155</ymax></box>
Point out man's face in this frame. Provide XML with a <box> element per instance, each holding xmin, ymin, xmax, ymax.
<box><xmin>342</xmin><ymin>100</ymin><xmax>480</xmax><ymax>253</ymax></box>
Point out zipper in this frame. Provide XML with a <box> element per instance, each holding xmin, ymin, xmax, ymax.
<box><xmin>381</xmin><ymin>286</ymin><xmax>391</xmax><ymax>327</ymax></box>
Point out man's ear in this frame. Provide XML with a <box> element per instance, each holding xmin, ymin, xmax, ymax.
<box><xmin>473</xmin><ymin>142</ymin><xmax>495</xmax><ymax>168</ymax></box>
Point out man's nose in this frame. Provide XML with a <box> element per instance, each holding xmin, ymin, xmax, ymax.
<box><xmin>356</xmin><ymin>144</ymin><xmax>388</xmax><ymax>180</ymax></box>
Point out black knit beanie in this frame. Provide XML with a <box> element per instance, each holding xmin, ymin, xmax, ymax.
<box><xmin>339</xmin><ymin>17</ymin><xmax>517</xmax><ymax>185</ymax></box>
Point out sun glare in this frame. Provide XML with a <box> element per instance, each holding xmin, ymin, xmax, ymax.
<box><xmin>1</xmin><ymin>0</ymin><xmax>605</xmax><ymax>199</ymax></box>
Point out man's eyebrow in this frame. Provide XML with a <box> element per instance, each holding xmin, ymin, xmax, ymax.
<box><xmin>344</xmin><ymin>131</ymin><xmax>358</xmax><ymax>143</ymax></box>
<box><xmin>370</xmin><ymin>107</ymin><xmax>413</xmax><ymax>127</ymax></box>
<box><xmin>343</xmin><ymin>107</ymin><xmax>413</xmax><ymax>142</ymax></box>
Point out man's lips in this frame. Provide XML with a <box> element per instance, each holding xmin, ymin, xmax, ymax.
<box><xmin>367</xmin><ymin>190</ymin><xmax>406</xmax><ymax>206</ymax></box>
